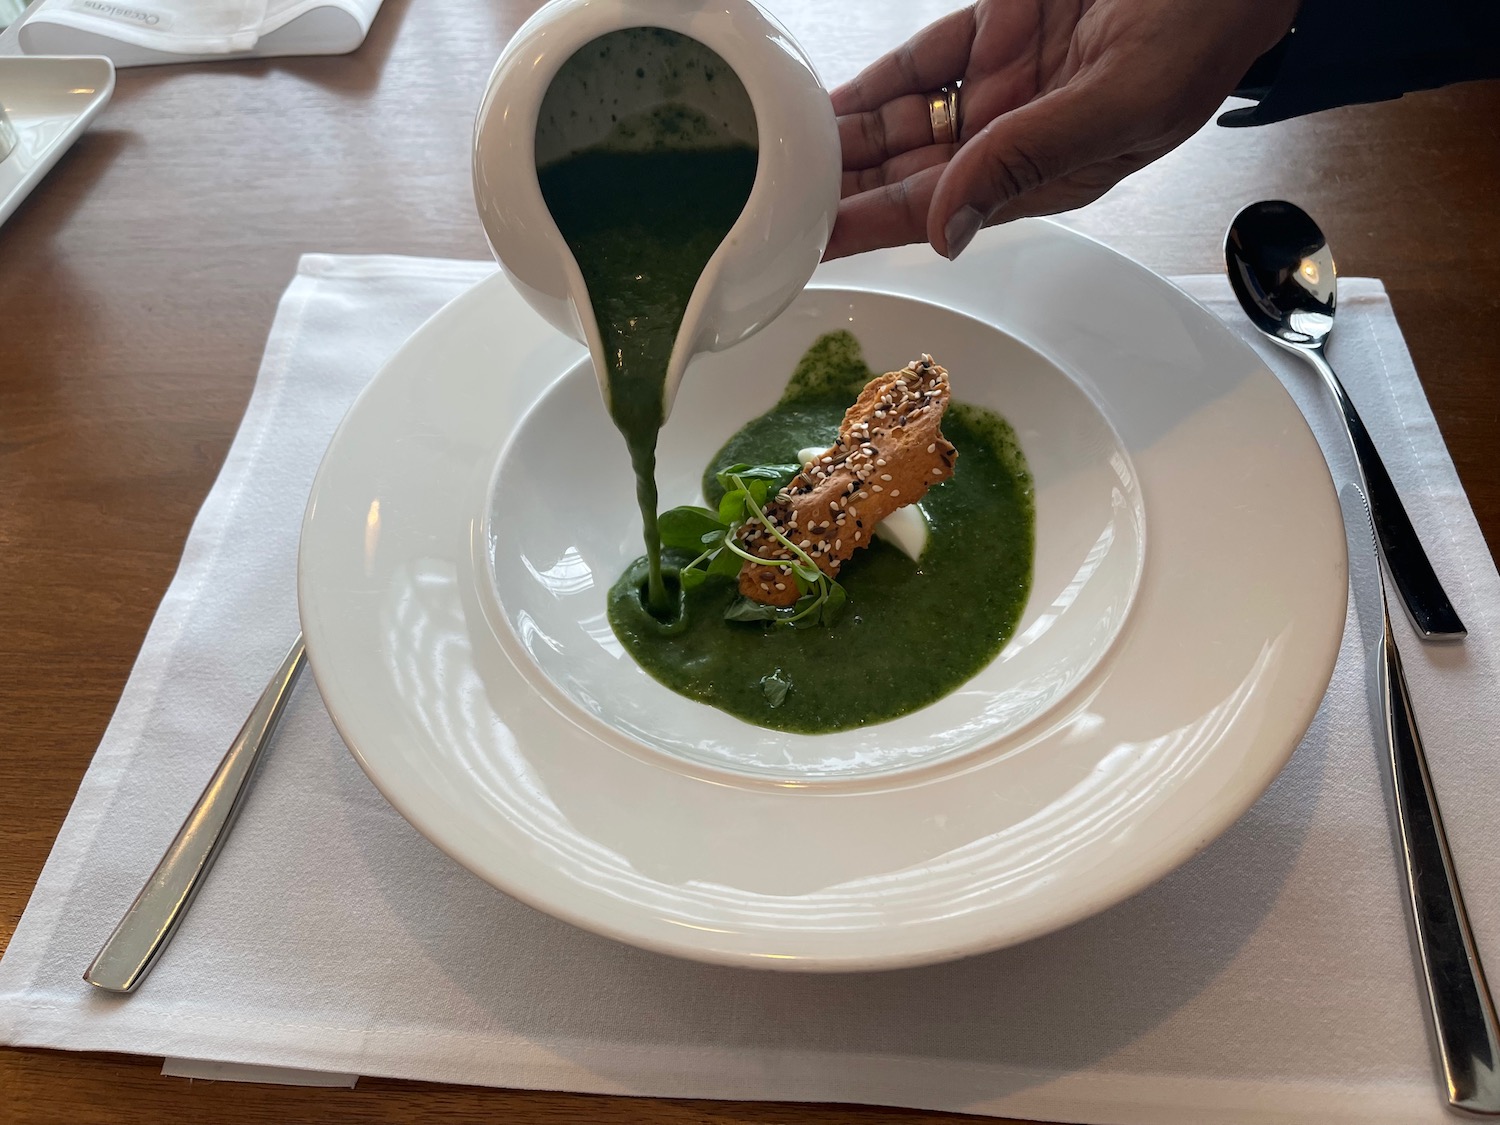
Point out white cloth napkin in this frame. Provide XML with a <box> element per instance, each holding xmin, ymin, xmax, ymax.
<box><xmin>12</xmin><ymin>0</ymin><xmax>382</xmax><ymax>65</ymax></box>
<box><xmin>1</xmin><ymin>253</ymin><xmax>1497</xmax><ymax>1125</ymax></box>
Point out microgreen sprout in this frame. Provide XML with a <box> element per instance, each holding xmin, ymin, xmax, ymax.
<box><xmin>656</xmin><ymin>463</ymin><xmax>848</xmax><ymax>628</ymax></box>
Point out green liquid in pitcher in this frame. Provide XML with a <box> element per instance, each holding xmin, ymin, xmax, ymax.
<box><xmin>538</xmin><ymin>114</ymin><xmax>757</xmax><ymax>613</ymax></box>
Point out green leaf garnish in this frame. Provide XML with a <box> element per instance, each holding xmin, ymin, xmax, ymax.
<box><xmin>788</xmin><ymin>595</ymin><xmax>821</xmax><ymax>628</ymax></box>
<box><xmin>760</xmin><ymin>669</ymin><xmax>791</xmax><ymax>707</ymax></box>
<box><xmin>718</xmin><ymin>490</ymin><xmax>747</xmax><ymax>525</ymax></box>
<box><xmin>658</xmin><ymin>506</ymin><xmax>728</xmax><ymax>551</ymax></box>
<box><xmin>707</xmin><ymin>545</ymin><xmax>744</xmax><ymax>579</ymax></box>
<box><xmin>714</xmin><ymin>462</ymin><xmax>798</xmax><ymax>491</ymax></box>
<box><xmin>661</xmin><ymin>464</ymin><xmax>847</xmax><ymax>630</ymax></box>
<box><xmin>725</xmin><ymin>596</ymin><xmax>784</xmax><ymax>622</ymax></box>
<box><xmin>821</xmin><ymin>582</ymin><xmax>847</xmax><ymax>626</ymax></box>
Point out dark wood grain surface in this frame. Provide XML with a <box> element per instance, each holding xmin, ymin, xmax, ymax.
<box><xmin>2</xmin><ymin>1</ymin><xmax>1496</xmax><ymax>1120</ymax></box>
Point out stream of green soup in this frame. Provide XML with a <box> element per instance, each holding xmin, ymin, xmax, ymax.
<box><xmin>608</xmin><ymin>331</ymin><xmax>1036</xmax><ymax>734</ymax></box>
<box><xmin>537</xmin><ymin>131</ymin><xmax>757</xmax><ymax>611</ymax></box>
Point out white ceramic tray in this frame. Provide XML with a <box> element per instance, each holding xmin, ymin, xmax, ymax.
<box><xmin>0</xmin><ymin>55</ymin><xmax>113</xmax><ymax>229</ymax></box>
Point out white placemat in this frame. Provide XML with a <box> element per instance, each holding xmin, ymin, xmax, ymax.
<box><xmin>10</xmin><ymin>0</ymin><xmax>382</xmax><ymax>65</ymax></box>
<box><xmin>1</xmin><ymin>252</ymin><xmax>1497</xmax><ymax>1125</ymax></box>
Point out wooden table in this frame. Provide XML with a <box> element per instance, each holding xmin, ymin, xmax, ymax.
<box><xmin>2</xmin><ymin>2</ymin><xmax>1496</xmax><ymax>1121</ymax></box>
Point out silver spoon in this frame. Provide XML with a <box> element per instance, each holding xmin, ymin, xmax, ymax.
<box><xmin>1226</xmin><ymin>200</ymin><xmax>1465</xmax><ymax>641</ymax></box>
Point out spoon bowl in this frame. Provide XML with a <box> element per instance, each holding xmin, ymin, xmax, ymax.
<box><xmin>1225</xmin><ymin>200</ymin><xmax>1465</xmax><ymax>640</ymax></box>
<box><xmin>1225</xmin><ymin>199</ymin><xmax>1337</xmax><ymax>347</ymax></box>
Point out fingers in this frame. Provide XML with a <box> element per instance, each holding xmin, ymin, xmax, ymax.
<box><xmin>928</xmin><ymin>80</ymin><xmax>1140</xmax><ymax>256</ymax></box>
<box><xmin>839</xmin><ymin>93</ymin><xmax>946</xmax><ymax>171</ymax></box>
<box><xmin>827</xmin><ymin>154</ymin><xmax>1147</xmax><ymax>263</ymax></box>
<box><xmin>841</xmin><ymin>142</ymin><xmax>954</xmax><ymax>199</ymax></box>
<box><xmin>824</xmin><ymin>165</ymin><xmax>945</xmax><ymax>261</ymax></box>
<box><xmin>830</xmin><ymin>5</ymin><xmax>976</xmax><ymax>116</ymax></box>
<box><xmin>971</xmin><ymin>157</ymin><xmax>1146</xmax><ymax>224</ymax></box>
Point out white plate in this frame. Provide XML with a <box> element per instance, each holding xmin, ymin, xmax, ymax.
<box><xmin>491</xmin><ymin>287</ymin><xmax>1145</xmax><ymax>780</ymax></box>
<box><xmin>299</xmin><ymin>220</ymin><xmax>1347</xmax><ymax>971</ymax></box>
<box><xmin>0</xmin><ymin>56</ymin><xmax>114</xmax><ymax>229</ymax></box>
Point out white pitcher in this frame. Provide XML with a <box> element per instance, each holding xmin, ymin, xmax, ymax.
<box><xmin>472</xmin><ymin>0</ymin><xmax>841</xmax><ymax>420</ymax></box>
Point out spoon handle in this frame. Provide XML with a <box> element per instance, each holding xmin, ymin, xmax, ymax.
<box><xmin>1307</xmin><ymin>346</ymin><xmax>1466</xmax><ymax>640</ymax></box>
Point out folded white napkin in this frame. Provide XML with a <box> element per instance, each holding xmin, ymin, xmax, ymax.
<box><xmin>14</xmin><ymin>0</ymin><xmax>382</xmax><ymax>65</ymax></box>
<box><xmin>1</xmin><ymin>253</ymin><xmax>1496</xmax><ymax>1125</ymax></box>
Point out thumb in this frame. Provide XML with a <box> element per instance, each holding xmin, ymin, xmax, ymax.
<box><xmin>929</xmin><ymin>81</ymin><xmax>1136</xmax><ymax>258</ymax></box>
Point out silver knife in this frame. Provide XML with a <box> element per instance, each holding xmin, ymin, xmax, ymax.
<box><xmin>1340</xmin><ymin>484</ymin><xmax>1500</xmax><ymax>1113</ymax></box>
<box><xmin>83</xmin><ymin>636</ymin><xmax>307</xmax><ymax>993</ymax></box>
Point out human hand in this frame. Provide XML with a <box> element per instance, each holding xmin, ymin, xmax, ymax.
<box><xmin>825</xmin><ymin>0</ymin><xmax>1300</xmax><ymax>260</ymax></box>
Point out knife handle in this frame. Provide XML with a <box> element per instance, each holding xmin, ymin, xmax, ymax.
<box><xmin>83</xmin><ymin>636</ymin><xmax>307</xmax><ymax>994</ymax></box>
<box><xmin>1381</xmin><ymin>630</ymin><xmax>1500</xmax><ymax>1113</ymax></box>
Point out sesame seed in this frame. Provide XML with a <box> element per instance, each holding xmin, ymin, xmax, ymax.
<box><xmin>871</xmin><ymin>485</ymin><xmax>883</xmax><ymax>493</ymax></box>
<box><xmin>774</xmin><ymin>582</ymin><xmax>785</xmax><ymax>591</ymax></box>
<box><xmin>890</xmin><ymin>489</ymin><xmax>900</xmax><ymax>497</ymax></box>
<box><xmin>854</xmin><ymin>531</ymin><xmax>862</xmax><ymax>540</ymax></box>
<box><xmin>932</xmin><ymin>467</ymin><xmax>943</xmax><ymax>475</ymax></box>
<box><xmin>835</xmin><ymin>539</ymin><xmax>842</xmax><ymax>550</ymax></box>
<box><xmin>927</xmin><ymin>443</ymin><xmax>936</xmax><ymax>453</ymax></box>
<box><xmin>879</xmin><ymin>473</ymin><xmax>892</xmax><ymax>481</ymax></box>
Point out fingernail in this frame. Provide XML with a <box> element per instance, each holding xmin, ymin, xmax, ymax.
<box><xmin>944</xmin><ymin>205</ymin><xmax>983</xmax><ymax>260</ymax></box>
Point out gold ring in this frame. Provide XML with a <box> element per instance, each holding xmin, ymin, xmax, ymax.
<box><xmin>928</xmin><ymin>86</ymin><xmax>960</xmax><ymax>146</ymax></box>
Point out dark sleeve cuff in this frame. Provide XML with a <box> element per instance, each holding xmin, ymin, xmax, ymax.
<box><xmin>1219</xmin><ymin>0</ymin><xmax>1500</xmax><ymax>127</ymax></box>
